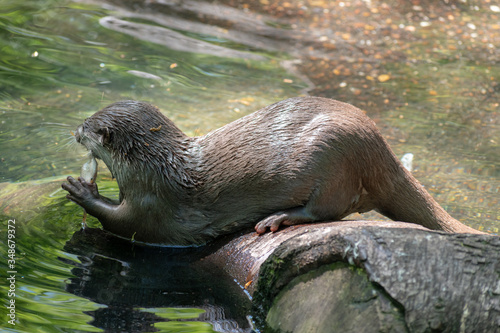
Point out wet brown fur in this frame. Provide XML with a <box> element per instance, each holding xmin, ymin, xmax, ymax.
<box><xmin>62</xmin><ymin>97</ymin><xmax>482</xmax><ymax>245</ymax></box>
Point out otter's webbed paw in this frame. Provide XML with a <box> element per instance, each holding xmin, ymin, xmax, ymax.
<box><xmin>255</xmin><ymin>207</ymin><xmax>315</xmax><ymax>234</ymax></box>
<box><xmin>62</xmin><ymin>176</ymin><xmax>100</xmax><ymax>210</ymax></box>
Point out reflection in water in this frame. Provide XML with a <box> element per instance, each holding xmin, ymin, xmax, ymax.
<box><xmin>91</xmin><ymin>0</ymin><xmax>300</xmax><ymax>52</ymax></box>
<box><xmin>99</xmin><ymin>16</ymin><xmax>265</xmax><ymax>61</ymax></box>
<box><xmin>62</xmin><ymin>228</ymin><xmax>252</xmax><ymax>332</ymax></box>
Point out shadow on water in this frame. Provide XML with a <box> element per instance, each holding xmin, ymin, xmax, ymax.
<box><xmin>61</xmin><ymin>228</ymin><xmax>253</xmax><ymax>332</ymax></box>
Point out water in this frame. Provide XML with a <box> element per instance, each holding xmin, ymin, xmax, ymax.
<box><xmin>0</xmin><ymin>0</ymin><xmax>498</xmax><ymax>332</ymax></box>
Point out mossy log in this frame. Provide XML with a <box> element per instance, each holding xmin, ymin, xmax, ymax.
<box><xmin>206</xmin><ymin>222</ymin><xmax>500</xmax><ymax>332</ymax></box>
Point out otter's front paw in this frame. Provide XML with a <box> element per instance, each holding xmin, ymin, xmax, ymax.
<box><xmin>62</xmin><ymin>176</ymin><xmax>100</xmax><ymax>209</ymax></box>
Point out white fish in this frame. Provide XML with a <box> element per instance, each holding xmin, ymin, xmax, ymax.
<box><xmin>80</xmin><ymin>155</ymin><xmax>98</xmax><ymax>183</ymax></box>
<box><xmin>80</xmin><ymin>155</ymin><xmax>98</xmax><ymax>228</ymax></box>
<box><xmin>401</xmin><ymin>153</ymin><xmax>414</xmax><ymax>172</ymax></box>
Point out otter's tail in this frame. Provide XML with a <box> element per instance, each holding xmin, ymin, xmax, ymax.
<box><xmin>360</xmin><ymin>137</ymin><xmax>482</xmax><ymax>234</ymax></box>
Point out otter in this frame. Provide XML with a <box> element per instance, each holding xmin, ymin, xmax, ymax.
<box><xmin>62</xmin><ymin>97</ymin><xmax>482</xmax><ymax>245</ymax></box>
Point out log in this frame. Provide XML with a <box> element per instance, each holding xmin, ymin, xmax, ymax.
<box><xmin>206</xmin><ymin>222</ymin><xmax>500</xmax><ymax>332</ymax></box>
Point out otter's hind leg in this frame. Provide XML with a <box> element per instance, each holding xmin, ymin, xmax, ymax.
<box><xmin>255</xmin><ymin>207</ymin><xmax>315</xmax><ymax>234</ymax></box>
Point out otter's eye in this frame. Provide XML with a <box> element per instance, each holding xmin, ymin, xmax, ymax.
<box><xmin>97</xmin><ymin>127</ymin><xmax>112</xmax><ymax>145</ymax></box>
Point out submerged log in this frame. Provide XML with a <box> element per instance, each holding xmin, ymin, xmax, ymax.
<box><xmin>206</xmin><ymin>221</ymin><xmax>500</xmax><ymax>332</ymax></box>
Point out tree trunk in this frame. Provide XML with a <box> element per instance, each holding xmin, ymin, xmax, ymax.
<box><xmin>206</xmin><ymin>221</ymin><xmax>500</xmax><ymax>332</ymax></box>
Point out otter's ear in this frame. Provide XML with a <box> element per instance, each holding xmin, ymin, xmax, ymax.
<box><xmin>97</xmin><ymin>127</ymin><xmax>112</xmax><ymax>145</ymax></box>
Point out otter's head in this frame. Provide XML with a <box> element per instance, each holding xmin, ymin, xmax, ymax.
<box><xmin>75</xmin><ymin>101</ymin><xmax>187</xmax><ymax>183</ymax></box>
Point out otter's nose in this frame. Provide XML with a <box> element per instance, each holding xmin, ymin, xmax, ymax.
<box><xmin>75</xmin><ymin>125</ymin><xmax>83</xmax><ymax>143</ymax></box>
